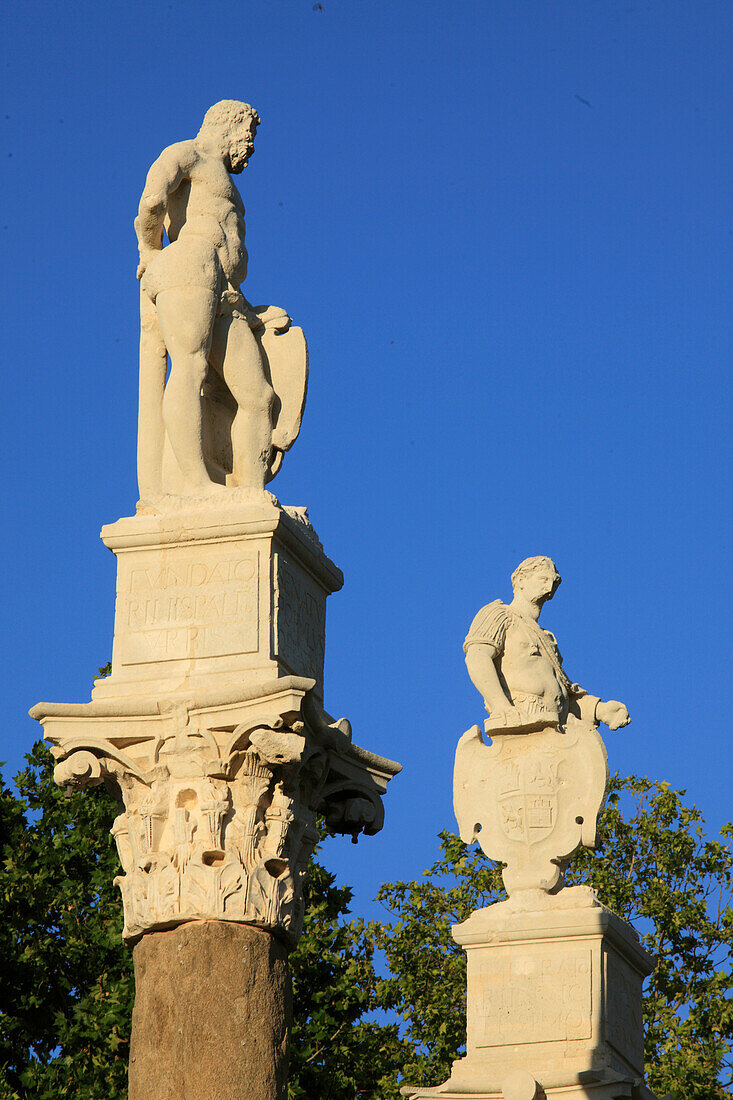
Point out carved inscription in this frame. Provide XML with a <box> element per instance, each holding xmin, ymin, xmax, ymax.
<box><xmin>273</xmin><ymin>552</ymin><xmax>326</xmax><ymax>687</ymax></box>
<box><xmin>604</xmin><ymin>950</ymin><xmax>644</xmax><ymax>1071</ymax></box>
<box><xmin>117</xmin><ymin>550</ymin><xmax>259</xmax><ymax>665</ymax></box>
<box><xmin>475</xmin><ymin>948</ymin><xmax>591</xmax><ymax>1047</ymax></box>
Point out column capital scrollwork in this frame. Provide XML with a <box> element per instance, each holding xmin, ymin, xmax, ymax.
<box><xmin>35</xmin><ymin>681</ymin><xmax>400</xmax><ymax>945</ymax></box>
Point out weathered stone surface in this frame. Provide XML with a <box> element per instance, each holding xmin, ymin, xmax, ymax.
<box><xmin>457</xmin><ymin>556</ymin><xmax>627</xmax><ymax>899</ymax></box>
<box><xmin>32</xmin><ymin>508</ymin><xmax>400</xmax><ymax>946</ymax></box>
<box><xmin>454</xmin><ymin>900</ymin><xmax>651</xmax><ymax>1086</ymax></box>
<box><xmin>401</xmin><ymin>897</ymin><xmax>662</xmax><ymax>1100</ymax></box>
<box><xmin>463</xmin><ymin>556</ymin><xmax>629</xmax><ymax>734</ymax></box>
<box><xmin>35</xmin><ymin>679</ymin><xmax>399</xmax><ymax>943</ymax></box>
<box><xmin>454</xmin><ymin>718</ymin><xmax>609</xmax><ymax>895</ymax></box>
<box><xmin>128</xmin><ymin>921</ymin><xmax>290</xmax><ymax>1100</ymax></box>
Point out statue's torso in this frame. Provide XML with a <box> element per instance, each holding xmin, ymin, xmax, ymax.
<box><xmin>498</xmin><ymin>612</ymin><xmax>568</xmax><ymax>716</ymax></box>
<box><xmin>166</xmin><ymin>153</ymin><xmax>248</xmax><ymax>288</ymax></box>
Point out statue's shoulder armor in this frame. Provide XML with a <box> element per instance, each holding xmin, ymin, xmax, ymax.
<box><xmin>464</xmin><ymin>600</ymin><xmax>509</xmax><ymax>653</ymax></box>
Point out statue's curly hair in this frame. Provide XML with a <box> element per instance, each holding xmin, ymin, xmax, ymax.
<box><xmin>511</xmin><ymin>555</ymin><xmax>561</xmax><ymax>596</ymax></box>
<box><xmin>198</xmin><ymin>99</ymin><xmax>261</xmax><ymax>138</ymax></box>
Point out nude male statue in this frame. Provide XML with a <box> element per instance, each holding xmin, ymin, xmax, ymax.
<box><xmin>464</xmin><ymin>556</ymin><xmax>630</xmax><ymax>731</ymax></box>
<box><xmin>135</xmin><ymin>100</ymin><xmax>303</xmax><ymax>498</ymax></box>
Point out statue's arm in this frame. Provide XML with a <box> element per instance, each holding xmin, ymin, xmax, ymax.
<box><xmin>465</xmin><ymin>642</ymin><xmax>514</xmax><ymax>716</ymax></box>
<box><xmin>135</xmin><ymin>141</ymin><xmax>196</xmax><ymax>265</ymax></box>
<box><xmin>568</xmin><ymin>684</ymin><xmax>630</xmax><ymax>730</ymax></box>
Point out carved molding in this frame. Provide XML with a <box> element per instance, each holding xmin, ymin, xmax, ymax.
<box><xmin>45</xmin><ymin>689</ymin><xmax>399</xmax><ymax>944</ymax></box>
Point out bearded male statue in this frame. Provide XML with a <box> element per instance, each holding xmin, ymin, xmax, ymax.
<box><xmin>135</xmin><ymin>100</ymin><xmax>307</xmax><ymax>500</ymax></box>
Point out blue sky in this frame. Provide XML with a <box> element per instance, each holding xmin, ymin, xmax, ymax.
<box><xmin>1</xmin><ymin>0</ymin><xmax>731</xmax><ymax>920</ymax></box>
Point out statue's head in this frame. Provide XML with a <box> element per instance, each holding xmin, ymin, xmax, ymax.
<box><xmin>511</xmin><ymin>556</ymin><xmax>561</xmax><ymax>604</ymax></box>
<box><xmin>198</xmin><ymin>100</ymin><xmax>261</xmax><ymax>173</ymax></box>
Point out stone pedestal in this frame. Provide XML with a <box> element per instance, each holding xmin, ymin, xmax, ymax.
<box><xmin>402</xmin><ymin>896</ymin><xmax>661</xmax><ymax>1100</ymax></box>
<box><xmin>93</xmin><ymin>498</ymin><xmax>342</xmax><ymax>705</ymax></box>
<box><xmin>32</xmin><ymin>499</ymin><xmax>401</xmax><ymax>1097</ymax></box>
<box><xmin>129</xmin><ymin>921</ymin><xmax>290</xmax><ymax>1100</ymax></box>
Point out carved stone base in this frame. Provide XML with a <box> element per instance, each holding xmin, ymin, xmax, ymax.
<box><xmin>402</xmin><ymin>1082</ymin><xmax>660</xmax><ymax>1100</ymax></box>
<box><xmin>32</xmin><ymin>500</ymin><xmax>400</xmax><ymax>946</ymax></box>
<box><xmin>92</xmin><ymin>498</ymin><xmax>343</xmax><ymax>705</ymax></box>
<box><xmin>402</xmin><ymin>898</ymin><xmax>662</xmax><ymax>1100</ymax></box>
<box><xmin>129</xmin><ymin>921</ymin><xmax>289</xmax><ymax>1100</ymax></box>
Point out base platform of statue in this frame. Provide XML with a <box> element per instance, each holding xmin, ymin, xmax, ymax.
<box><xmin>32</xmin><ymin>496</ymin><xmax>400</xmax><ymax>1098</ymax></box>
<box><xmin>402</xmin><ymin>890</ymin><xmax>661</xmax><ymax>1100</ymax></box>
<box><xmin>90</xmin><ymin>494</ymin><xmax>342</xmax><ymax>705</ymax></box>
<box><xmin>31</xmin><ymin>497</ymin><xmax>400</xmax><ymax>944</ymax></box>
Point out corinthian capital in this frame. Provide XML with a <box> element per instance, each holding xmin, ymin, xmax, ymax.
<box><xmin>32</xmin><ymin>677</ymin><xmax>400</xmax><ymax>944</ymax></box>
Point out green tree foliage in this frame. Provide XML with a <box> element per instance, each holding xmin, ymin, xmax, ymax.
<box><xmin>288</xmin><ymin>852</ymin><xmax>402</xmax><ymax>1099</ymax></box>
<box><xmin>0</xmin><ymin>741</ymin><xmax>132</xmax><ymax>1099</ymax></box>
<box><xmin>372</xmin><ymin>776</ymin><xmax>733</xmax><ymax>1100</ymax></box>
<box><xmin>571</xmin><ymin>778</ymin><xmax>733</xmax><ymax>1099</ymax></box>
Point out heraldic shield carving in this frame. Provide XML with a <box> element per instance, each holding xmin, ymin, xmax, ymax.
<box><xmin>453</xmin><ymin>717</ymin><xmax>609</xmax><ymax>896</ymax></box>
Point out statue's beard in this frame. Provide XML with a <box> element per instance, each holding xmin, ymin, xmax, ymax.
<box><xmin>228</xmin><ymin>143</ymin><xmax>254</xmax><ymax>173</ymax></box>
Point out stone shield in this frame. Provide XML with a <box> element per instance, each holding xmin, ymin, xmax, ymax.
<box><xmin>453</xmin><ymin>718</ymin><xmax>609</xmax><ymax>895</ymax></box>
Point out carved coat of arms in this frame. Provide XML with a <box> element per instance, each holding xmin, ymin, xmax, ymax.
<box><xmin>453</xmin><ymin>718</ymin><xmax>609</xmax><ymax>895</ymax></box>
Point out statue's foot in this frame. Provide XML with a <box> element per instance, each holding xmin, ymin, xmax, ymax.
<box><xmin>185</xmin><ymin>479</ymin><xmax>228</xmax><ymax>497</ymax></box>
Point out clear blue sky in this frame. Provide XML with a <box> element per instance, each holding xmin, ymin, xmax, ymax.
<box><xmin>1</xmin><ymin>0</ymin><xmax>731</xmax><ymax>921</ymax></box>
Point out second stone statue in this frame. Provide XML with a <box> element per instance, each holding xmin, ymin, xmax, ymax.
<box><xmin>403</xmin><ymin>557</ymin><xmax>664</xmax><ymax>1100</ymax></box>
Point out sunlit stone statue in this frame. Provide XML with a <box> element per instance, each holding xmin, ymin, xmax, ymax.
<box><xmin>403</xmin><ymin>558</ymin><xmax>664</xmax><ymax>1100</ymax></box>
<box><xmin>464</xmin><ymin>556</ymin><xmax>629</xmax><ymax>734</ymax></box>
<box><xmin>135</xmin><ymin>99</ymin><xmax>307</xmax><ymax>500</ymax></box>
<box><xmin>456</xmin><ymin>555</ymin><xmax>628</xmax><ymax>899</ymax></box>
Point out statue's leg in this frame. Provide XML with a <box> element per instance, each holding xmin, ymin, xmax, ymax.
<box><xmin>217</xmin><ymin>315</ymin><xmax>275</xmax><ymax>492</ymax></box>
<box><xmin>154</xmin><ymin>286</ymin><xmax>219</xmax><ymax>493</ymax></box>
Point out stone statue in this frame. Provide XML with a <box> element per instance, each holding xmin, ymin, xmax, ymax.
<box><xmin>135</xmin><ymin>100</ymin><xmax>307</xmax><ymax>500</ymax></box>
<box><xmin>34</xmin><ymin>100</ymin><xmax>402</xmax><ymax>1100</ymax></box>
<box><xmin>405</xmin><ymin>559</ymin><xmax>663</xmax><ymax>1100</ymax></box>
<box><xmin>463</xmin><ymin>555</ymin><xmax>630</xmax><ymax>733</ymax></box>
<box><xmin>455</xmin><ymin>556</ymin><xmax>631</xmax><ymax>898</ymax></box>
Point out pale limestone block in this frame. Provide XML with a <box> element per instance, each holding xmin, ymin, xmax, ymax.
<box><xmin>499</xmin><ymin>1072</ymin><xmax>538</xmax><ymax>1100</ymax></box>
<box><xmin>135</xmin><ymin>101</ymin><xmax>307</xmax><ymax>500</ymax></box>
<box><xmin>401</xmin><ymin>899</ymin><xmax>662</xmax><ymax>1100</ymax></box>
<box><xmin>93</xmin><ymin>499</ymin><xmax>340</xmax><ymax>704</ymax></box>
<box><xmin>402</xmin><ymin>1084</ymin><xmax>661</xmax><ymax>1099</ymax></box>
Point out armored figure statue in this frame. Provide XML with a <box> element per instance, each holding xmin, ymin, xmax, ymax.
<box><xmin>463</xmin><ymin>555</ymin><xmax>630</xmax><ymax>732</ymax></box>
<box><xmin>135</xmin><ymin>100</ymin><xmax>307</xmax><ymax>499</ymax></box>
<box><xmin>414</xmin><ymin>571</ymin><xmax>658</xmax><ymax>1098</ymax></box>
<box><xmin>455</xmin><ymin>556</ymin><xmax>632</xmax><ymax>898</ymax></box>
